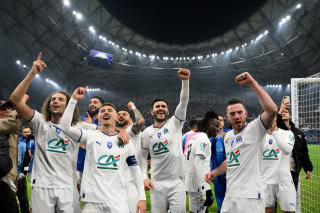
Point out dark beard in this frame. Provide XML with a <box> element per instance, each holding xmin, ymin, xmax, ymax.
<box><xmin>88</xmin><ymin>108</ymin><xmax>99</xmax><ymax>117</ymax></box>
<box><xmin>116</xmin><ymin>120</ymin><xmax>129</xmax><ymax>127</ymax></box>
<box><xmin>153</xmin><ymin>114</ymin><xmax>168</xmax><ymax>123</ymax></box>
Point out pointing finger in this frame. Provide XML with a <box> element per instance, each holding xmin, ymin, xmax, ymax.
<box><xmin>37</xmin><ymin>52</ymin><xmax>42</xmax><ymax>61</ymax></box>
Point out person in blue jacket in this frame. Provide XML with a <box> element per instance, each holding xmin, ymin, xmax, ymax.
<box><xmin>209</xmin><ymin>115</ymin><xmax>230</xmax><ymax>213</ymax></box>
<box><xmin>17</xmin><ymin>126</ymin><xmax>33</xmax><ymax>213</ymax></box>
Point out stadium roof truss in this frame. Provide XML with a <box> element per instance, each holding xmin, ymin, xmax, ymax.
<box><xmin>0</xmin><ymin>0</ymin><xmax>320</xmax><ymax>105</ymax></box>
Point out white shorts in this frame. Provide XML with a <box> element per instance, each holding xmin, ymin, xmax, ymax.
<box><xmin>31</xmin><ymin>187</ymin><xmax>79</xmax><ymax>213</ymax></box>
<box><xmin>125</xmin><ymin>181</ymin><xmax>139</xmax><ymax>213</ymax></box>
<box><xmin>221</xmin><ymin>197</ymin><xmax>264</xmax><ymax>213</ymax></box>
<box><xmin>150</xmin><ymin>177</ymin><xmax>186</xmax><ymax>213</ymax></box>
<box><xmin>82</xmin><ymin>202</ymin><xmax>129</xmax><ymax>213</ymax></box>
<box><xmin>188</xmin><ymin>191</ymin><xmax>206</xmax><ymax>213</ymax></box>
<box><xmin>263</xmin><ymin>182</ymin><xmax>296</xmax><ymax>211</ymax></box>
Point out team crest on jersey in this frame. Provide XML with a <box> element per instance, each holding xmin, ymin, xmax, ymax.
<box><xmin>107</xmin><ymin>142</ymin><xmax>112</xmax><ymax>149</ymax></box>
<box><xmin>97</xmin><ymin>154</ymin><xmax>120</xmax><ymax>170</ymax></box>
<box><xmin>47</xmin><ymin>138</ymin><xmax>70</xmax><ymax>154</ymax></box>
<box><xmin>269</xmin><ymin>139</ymin><xmax>273</xmax><ymax>145</ymax></box>
<box><xmin>158</xmin><ymin>132</ymin><xmax>162</xmax><ymax>138</ymax></box>
<box><xmin>163</xmin><ymin>128</ymin><xmax>169</xmax><ymax>134</ymax></box>
<box><xmin>263</xmin><ymin>149</ymin><xmax>280</xmax><ymax>160</ymax></box>
<box><xmin>56</xmin><ymin>128</ymin><xmax>61</xmax><ymax>134</ymax></box>
<box><xmin>236</xmin><ymin>136</ymin><xmax>242</xmax><ymax>143</ymax></box>
<box><xmin>152</xmin><ymin>140</ymin><xmax>169</xmax><ymax>155</ymax></box>
<box><xmin>227</xmin><ymin>149</ymin><xmax>240</xmax><ymax>167</ymax></box>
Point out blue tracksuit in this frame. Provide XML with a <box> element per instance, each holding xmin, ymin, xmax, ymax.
<box><xmin>27</xmin><ymin>139</ymin><xmax>35</xmax><ymax>173</ymax></box>
<box><xmin>17</xmin><ymin>137</ymin><xmax>27</xmax><ymax>175</ymax></box>
<box><xmin>210</xmin><ymin>134</ymin><xmax>227</xmax><ymax>213</ymax></box>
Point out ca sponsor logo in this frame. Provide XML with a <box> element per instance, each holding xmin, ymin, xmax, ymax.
<box><xmin>263</xmin><ymin>149</ymin><xmax>280</xmax><ymax>160</ymax></box>
<box><xmin>97</xmin><ymin>154</ymin><xmax>120</xmax><ymax>170</ymax></box>
<box><xmin>47</xmin><ymin>138</ymin><xmax>70</xmax><ymax>154</ymax></box>
<box><xmin>227</xmin><ymin>149</ymin><xmax>240</xmax><ymax>167</ymax></box>
<box><xmin>152</xmin><ymin>140</ymin><xmax>169</xmax><ymax>155</ymax></box>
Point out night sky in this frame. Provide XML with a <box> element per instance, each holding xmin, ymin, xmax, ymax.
<box><xmin>101</xmin><ymin>0</ymin><xmax>267</xmax><ymax>44</ymax></box>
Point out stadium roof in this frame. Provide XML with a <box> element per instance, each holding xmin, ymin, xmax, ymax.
<box><xmin>1</xmin><ymin>0</ymin><xmax>320</xmax><ymax>110</ymax></box>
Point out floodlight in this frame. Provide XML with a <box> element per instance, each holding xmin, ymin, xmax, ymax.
<box><xmin>63</xmin><ymin>0</ymin><xmax>70</xmax><ymax>6</ymax></box>
<box><xmin>16</xmin><ymin>60</ymin><xmax>21</xmax><ymax>65</ymax></box>
<box><xmin>23</xmin><ymin>65</ymin><xmax>26</xmax><ymax>68</ymax></box>
<box><xmin>296</xmin><ymin>4</ymin><xmax>301</xmax><ymax>9</ymax></box>
<box><xmin>76</xmin><ymin>13</ymin><xmax>82</xmax><ymax>20</ymax></box>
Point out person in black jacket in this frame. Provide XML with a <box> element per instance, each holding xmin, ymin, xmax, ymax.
<box><xmin>276</xmin><ymin>100</ymin><xmax>313</xmax><ymax>190</ymax></box>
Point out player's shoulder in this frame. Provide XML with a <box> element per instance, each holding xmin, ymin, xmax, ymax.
<box><xmin>224</xmin><ymin>130</ymin><xmax>235</xmax><ymax>139</ymax></box>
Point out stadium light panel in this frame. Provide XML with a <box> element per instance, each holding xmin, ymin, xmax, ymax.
<box><xmin>16</xmin><ymin>60</ymin><xmax>21</xmax><ymax>65</ymax></box>
<box><xmin>76</xmin><ymin>13</ymin><xmax>82</xmax><ymax>20</ymax></box>
<box><xmin>63</xmin><ymin>0</ymin><xmax>70</xmax><ymax>6</ymax></box>
<box><xmin>23</xmin><ymin>65</ymin><xmax>26</xmax><ymax>68</ymax></box>
<box><xmin>296</xmin><ymin>4</ymin><xmax>301</xmax><ymax>9</ymax></box>
<box><xmin>72</xmin><ymin>11</ymin><xmax>76</xmax><ymax>15</ymax></box>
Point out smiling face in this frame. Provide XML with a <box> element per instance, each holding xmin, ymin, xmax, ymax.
<box><xmin>99</xmin><ymin>105</ymin><xmax>117</xmax><ymax>127</ymax></box>
<box><xmin>151</xmin><ymin>101</ymin><xmax>169</xmax><ymax>122</ymax></box>
<box><xmin>207</xmin><ymin>118</ymin><xmax>220</xmax><ymax>138</ymax></box>
<box><xmin>117</xmin><ymin>110</ymin><xmax>132</xmax><ymax>128</ymax></box>
<box><xmin>49</xmin><ymin>93</ymin><xmax>67</xmax><ymax>117</ymax></box>
<box><xmin>226</xmin><ymin>103</ymin><xmax>247</xmax><ymax>133</ymax></box>
<box><xmin>89</xmin><ymin>98</ymin><xmax>103</xmax><ymax>114</ymax></box>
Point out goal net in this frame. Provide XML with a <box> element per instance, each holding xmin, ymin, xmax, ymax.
<box><xmin>291</xmin><ymin>77</ymin><xmax>320</xmax><ymax>213</ymax></box>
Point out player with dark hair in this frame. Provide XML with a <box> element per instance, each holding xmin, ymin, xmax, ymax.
<box><xmin>185</xmin><ymin>111</ymin><xmax>219</xmax><ymax>212</ymax></box>
<box><xmin>205</xmin><ymin>72</ymin><xmax>278</xmax><ymax>213</ymax></box>
<box><xmin>140</xmin><ymin>68</ymin><xmax>190</xmax><ymax>213</ymax></box>
<box><xmin>58</xmin><ymin>87</ymin><xmax>146</xmax><ymax>213</ymax></box>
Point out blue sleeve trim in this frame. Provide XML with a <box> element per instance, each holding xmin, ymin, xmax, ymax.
<box><xmin>126</xmin><ymin>155</ymin><xmax>139</xmax><ymax>166</ymax></box>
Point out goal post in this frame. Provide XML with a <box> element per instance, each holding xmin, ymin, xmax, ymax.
<box><xmin>291</xmin><ymin>77</ymin><xmax>320</xmax><ymax>213</ymax></box>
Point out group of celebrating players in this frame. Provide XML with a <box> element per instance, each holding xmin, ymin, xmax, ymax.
<box><xmin>7</xmin><ymin>52</ymin><xmax>312</xmax><ymax>213</ymax></box>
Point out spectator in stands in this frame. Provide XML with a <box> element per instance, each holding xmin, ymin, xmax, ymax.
<box><xmin>0</xmin><ymin>99</ymin><xmax>22</xmax><ymax>213</ymax></box>
<box><xmin>17</xmin><ymin>126</ymin><xmax>32</xmax><ymax>213</ymax></box>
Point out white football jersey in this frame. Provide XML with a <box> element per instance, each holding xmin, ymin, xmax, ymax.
<box><xmin>261</xmin><ymin>128</ymin><xmax>295</xmax><ymax>184</ymax></box>
<box><xmin>185</xmin><ymin>132</ymin><xmax>211</xmax><ymax>192</ymax></box>
<box><xmin>80</xmin><ymin>129</ymin><xmax>138</xmax><ymax>204</ymax></box>
<box><xmin>224</xmin><ymin>116</ymin><xmax>267</xmax><ymax>199</ymax></box>
<box><xmin>141</xmin><ymin>116</ymin><xmax>185</xmax><ymax>181</ymax></box>
<box><xmin>124</xmin><ymin>125</ymin><xmax>142</xmax><ymax>183</ymax></box>
<box><xmin>30</xmin><ymin>111</ymin><xmax>96</xmax><ymax>188</ymax></box>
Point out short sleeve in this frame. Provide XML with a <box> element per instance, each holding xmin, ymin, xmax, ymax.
<box><xmin>248</xmin><ymin>115</ymin><xmax>268</xmax><ymax>142</ymax></box>
<box><xmin>195</xmin><ymin>134</ymin><xmax>211</xmax><ymax>157</ymax></box>
<box><xmin>30</xmin><ymin>110</ymin><xmax>43</xmax><ymax>133</ymax></box>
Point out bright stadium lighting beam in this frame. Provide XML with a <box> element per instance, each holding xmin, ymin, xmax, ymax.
<box><xmin>16</xmin><ymin>60</ymin><xmax>21</xmax><ymax>65</ymax></box>
<box><xmin>76</xmin><ymin>13</ymin><xmax>82</xmax><ymax>20</ymax></box>
<box><xmin>296</xmin><ymin>4</ymin><xmax>301</xmax><ymax>9</ymax></box>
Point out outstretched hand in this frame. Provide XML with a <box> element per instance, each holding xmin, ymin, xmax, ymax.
<box><xmin>235</xmin><ymin>72</ymin><xmax>254</xmax><ymax>85</ymax></box>
<box><xmin>177</xmin><ymin>68</ymin><xmax>190</xmax><ymax>80</ymax></box>
<box><xmin>72</xmin><ymin>87</ymin><xmax>88</xmax><ymax>101</ymax></box>
<box><xmin>31</xmin><ymin>52</ymin><xmax>46</xmax><ymax>75</ymax></box>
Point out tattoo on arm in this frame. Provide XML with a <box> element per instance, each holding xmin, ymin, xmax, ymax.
<box><xmin>132</xmin><ymin>107</ymin><xmax>145</xmax><ymax>134</ymax></box>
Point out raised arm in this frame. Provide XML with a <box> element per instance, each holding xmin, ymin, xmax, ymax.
<box><xmin>128</xmin><ymin>102</ymin><xmax>145</xmax><ymax>134</ymax></box>
<box><xmin>174</xmin><ymin>68</ymin><xmax>190</xmax><ymax>121</ymax></box>
<box><xmin>10</xmin><ymin>53</ymin><xmax>46</xmax><ymax>120</ymax></box>
<box><xmin>59</xmin><ymin>87</ymin><xmax>87</xmax><ymax>143</ymax></box>
<box><xmin>235</xmin><ymin>72</ymin><xmax>277</xmax><ymax>129</ymax></box>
